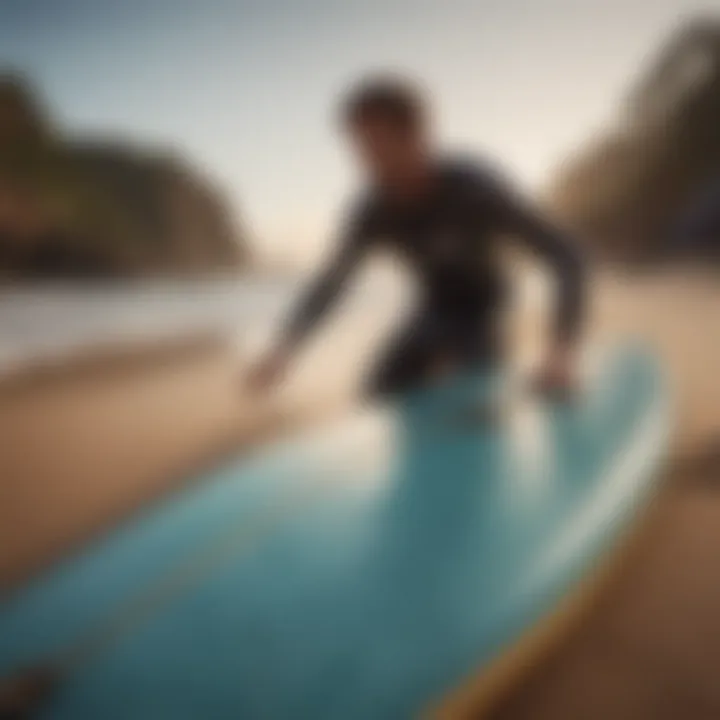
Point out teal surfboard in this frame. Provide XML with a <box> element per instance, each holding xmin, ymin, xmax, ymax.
<box><xmin>0</xmin><ymin>345</ymin><xmax>669</xmax><ymax>719</ymax></box>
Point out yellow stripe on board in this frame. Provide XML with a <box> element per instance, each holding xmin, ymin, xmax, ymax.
<box><xmin>429</xmin><ymin>493</ymin><xmax>665</xmax><ymax>719</ymax></box>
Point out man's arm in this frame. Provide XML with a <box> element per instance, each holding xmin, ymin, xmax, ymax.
<box><xmin>279</xmin><ymin>232</ymin><xmax>368</xmax><ymax>353</ymax></box>
<box><xmin>506</xmin><ymin>204</ymin><xmax>586</xmax><ymax>348</ymax></box>
<box><xmin>246</xmin><ymin>208</ymin><xmax>372</xmax><ymax>393</ymax></box>
<box><xmin>474</xmin><ymin>167</ymin><xmax>587</xmax><ymax>395</ymax></box>
<box><xmin>487</xmin><ymin>178</ymin><xmax>587</xmax><ymax>348</ymax></box>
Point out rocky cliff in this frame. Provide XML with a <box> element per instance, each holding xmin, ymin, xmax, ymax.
<box><xmin>0</xmin><ymin>74</ymin><xmax>247</xmax><ymax>280</ymax></box>
<box><xmin>549</xmin><ymin>16</ymin><xmax>720</xmax><ymax>263</ymax></box>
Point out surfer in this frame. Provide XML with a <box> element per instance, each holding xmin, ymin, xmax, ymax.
<box><xmin>247</xmin><ymin>75</ymin><xmax>586</xmax><ymax>398</ymax></box>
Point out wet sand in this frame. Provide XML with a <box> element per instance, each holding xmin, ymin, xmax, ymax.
<box><xmin>0</xmin><ymin>270</ymin><xmax>718</xmax><ymax>717</ymax></box>
<box><xmin>0</xmin><ymin>337</ymin><xmax>246</xmax><ymax>589</ymax></box>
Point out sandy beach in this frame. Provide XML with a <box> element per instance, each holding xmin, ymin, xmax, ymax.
<box><xmin>0</xmin><ymin>269</ymin><xmax>718</xmax><ymax>717</ymax></box>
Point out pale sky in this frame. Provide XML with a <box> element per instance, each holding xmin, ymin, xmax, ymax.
<box><xmin>0</xmin><ymin>0</ymin><xmax>713</xmax><ymax>262</ymax></box>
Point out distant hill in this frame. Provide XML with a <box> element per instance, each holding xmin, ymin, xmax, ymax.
<box><xmin>549</xmin><ymin>16</ymin><xmax>720</xmax><ymax>264</ymax></box>
<box><xmin>0</xmin><ymin>74</ymin><xmax>247</xmax><ymax>280</ymax></box>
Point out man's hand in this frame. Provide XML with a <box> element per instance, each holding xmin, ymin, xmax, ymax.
<box><xmin>533</xmin><ymin>345</ymin><xmax>578</xmax><ymax>401</ymax></box>
<box><xmin>245</xmin><ymin>347</ymin><xmax>291</xmax><ymax>395</ymax></box>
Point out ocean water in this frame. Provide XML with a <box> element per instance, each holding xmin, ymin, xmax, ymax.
<box><xmin>0</xmin><ymin>272</ymin><xmax>410</xmax><ymax>376</ymax></box>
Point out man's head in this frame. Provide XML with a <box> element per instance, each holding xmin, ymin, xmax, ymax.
<box><xmin>340</xmin><ymin>75</ymin><xmax>433</xmax><ymax>193</ymax></box>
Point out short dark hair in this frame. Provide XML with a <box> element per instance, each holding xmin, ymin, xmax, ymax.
<box><xmin>340</xmin><ymin>75</ymin><xmax>427</xmax><ymax>131</ymax></box>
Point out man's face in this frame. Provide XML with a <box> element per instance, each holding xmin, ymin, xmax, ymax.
<box><xmin>348</xmin><ymin>116</ymin><xmax>429</xmax><ymax>190</ymax></box>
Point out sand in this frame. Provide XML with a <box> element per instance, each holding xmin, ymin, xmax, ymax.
<box><xmin>0</xmin><ymin>269</ymin><xmax>718</xmax><ymax>717</ymax></box>
<box><xmin>0</xmin><ymin>334</ymin><xmax>338</xmax><ymax>590</ymax></box>
<box><xmin>491</xmin><ymin>269</ymin><xmax>720</xmax><ymax>719</ymax></box>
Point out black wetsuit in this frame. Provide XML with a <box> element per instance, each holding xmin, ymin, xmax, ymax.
<box><xmin>282</xmin><ymin>158</ymin><xmax>586</xmax><ymax>397</ymax></box>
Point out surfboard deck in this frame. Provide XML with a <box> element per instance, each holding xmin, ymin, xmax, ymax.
<box><xmin>0</xmin><ymin>345</ymin><xmax>669</xmax><ymax>719</ymax></box>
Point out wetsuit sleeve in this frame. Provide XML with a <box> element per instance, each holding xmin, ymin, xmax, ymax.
<box><xmin>280</xmin><ymin>205</ymin><xmax>374</xmax><ymax>350</ymax></box>
<box><xmin>486</xmin><ymin>177</ymin><xmax>587</xmax><ymax>345</ymax></box>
